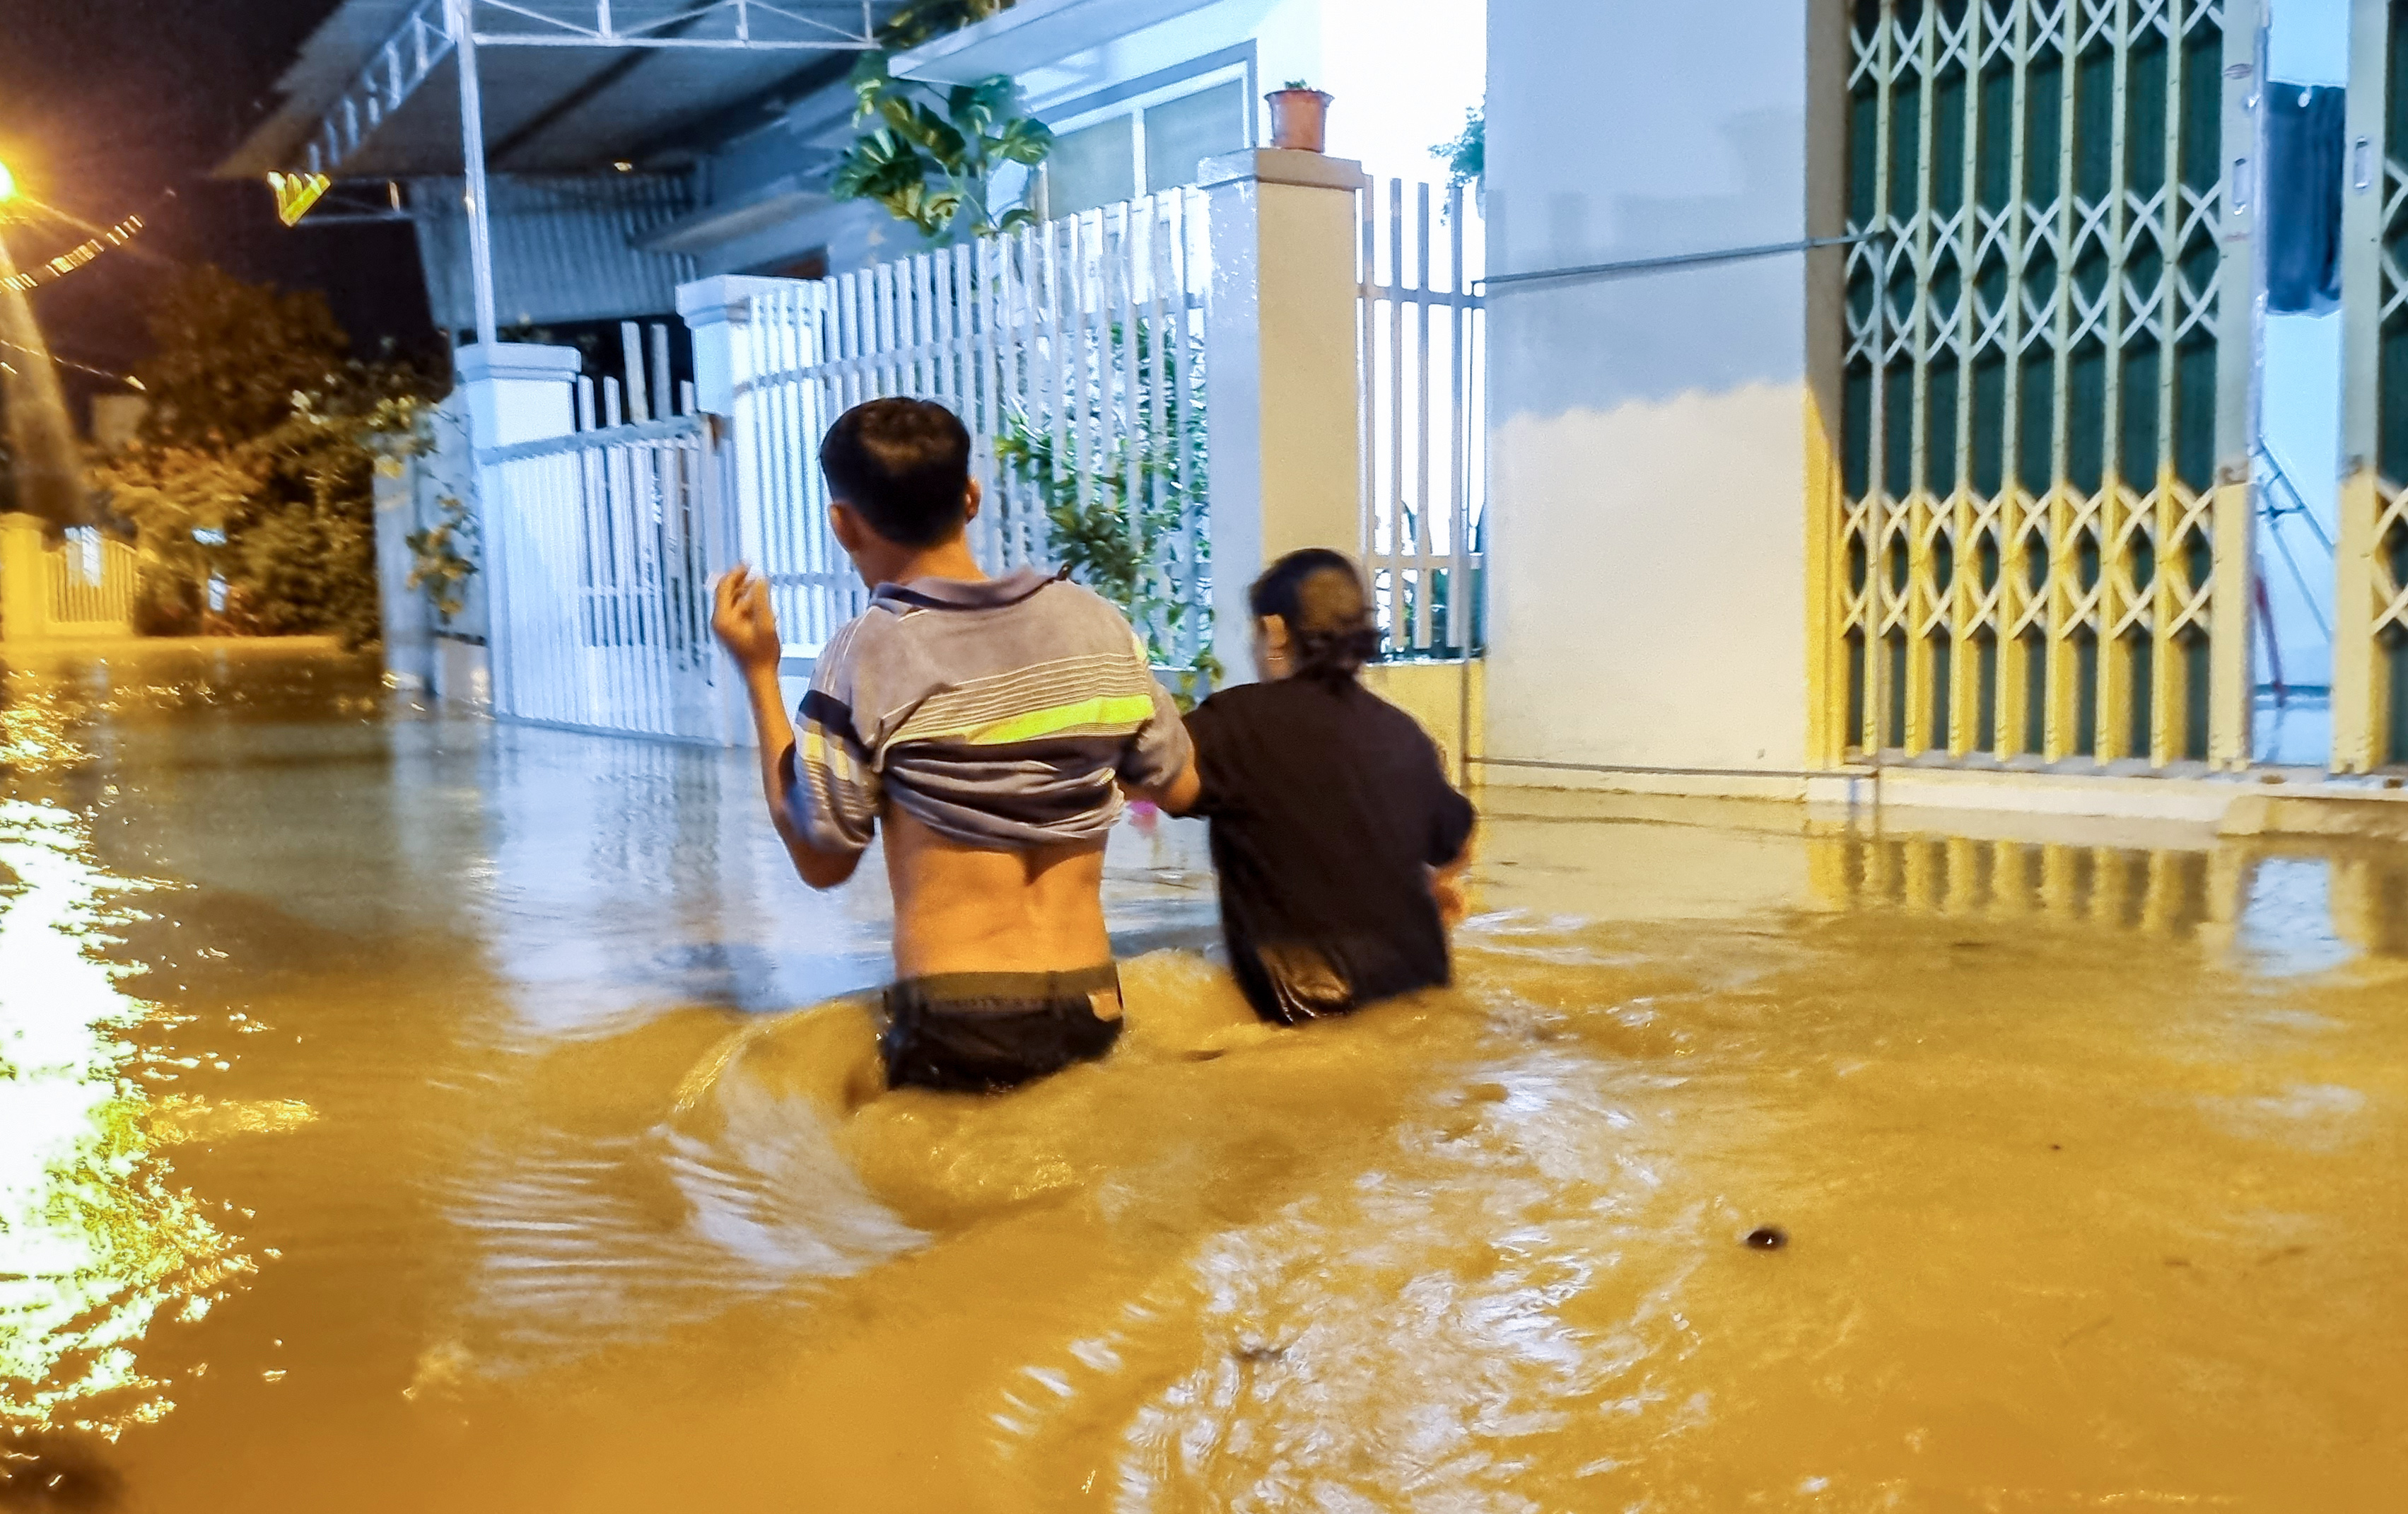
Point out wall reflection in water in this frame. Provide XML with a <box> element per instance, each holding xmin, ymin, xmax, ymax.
<box><xmin>1816</xmin><ymin>830</ymin><xmax>2408</xmax><ymax>966</ymax></box>
<box><xmin>0</xmin><ymin>798</ymin><xmax>251</xmax><ymax>1438</ymax></box>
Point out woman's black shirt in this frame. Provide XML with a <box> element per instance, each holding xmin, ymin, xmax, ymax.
<box><xmin>1183</xmin><ymin>678</ymin><xmax>1476</xmax><ymax>1024</ymax></box>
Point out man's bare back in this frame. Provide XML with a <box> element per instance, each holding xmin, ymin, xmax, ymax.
<box><xmin>882</xmin><ymin>808</ymin><xmax>1113</xmax><ymax>989</ymax></box>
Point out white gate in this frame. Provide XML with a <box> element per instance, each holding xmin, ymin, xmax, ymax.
<box><xmin>481</xmin><ymin>374</ymin><xmax>727</xmax><ymax>743</ymax></box>
<box><xmin>735</xmin><ymin>190</ymin><xmax>1214</xmax><ymax>672</ymax></box>
<box><xmin>47</xmin><ymin>529</ymin><xmax>137</xmax><ymax>633</ymax></box>
<box><xmin>1360</xmin><ymin>177</ymin><xmax>1487</xmax><ymax>658</ymax></box>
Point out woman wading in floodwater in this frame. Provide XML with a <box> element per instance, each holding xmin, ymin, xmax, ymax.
<box><xmin>1163</xmin><ymin>549</ymin><xmax>1477</xmax><ymax>1023</ymax></box>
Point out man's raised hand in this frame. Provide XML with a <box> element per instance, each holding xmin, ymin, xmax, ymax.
<box><xmin>712</xmin><ymin>566</ymin><xmax>783</xmax><ymax>675</ymax></box>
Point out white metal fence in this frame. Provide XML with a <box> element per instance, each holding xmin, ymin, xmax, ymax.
<box><xmin>46</xmin><ymin>530</ymin><xmax>136</xmax><ymax>631</ymax></box>
<box><xmin>1361</xmin><ymin>178</ymin><xmax>1487</xmax><ymax>659</ymax></box>
<box><xmin>737</xmin><ymin>190</ymin><xmax>1213</xmax><ymax>670</ymax></box>
<box><xmin>481</xmin><ymin>325</ymin><xmax>728</xmax><ymax>742</ymax></box>
<box><xmin>472</xmin><ymin>179</ymin><xmax>1486</xmax><ymax>745</ymax></box>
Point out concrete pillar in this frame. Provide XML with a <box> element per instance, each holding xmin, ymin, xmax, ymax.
<box><xmin>452</xmin><ymin>343</ymin><xmax>581</xmax><ymax>711</ymax></box>
<box><xmin>457</xmin><ymin>342</ymin><xmax>580</xmax><ymax>450</ymax></box>
<box><xmin>0</xmin><ymin>513</ymin><xmax>49</xmax><ymax>644</ymax></box>
<box><xmin>1198</xmin><ymin>149</ymin><xmax>1370</xmax><ymax>686</ymax></box>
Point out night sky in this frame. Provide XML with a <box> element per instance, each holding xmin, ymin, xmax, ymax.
<box><xmin>0</xmin><ymin>0</ymin><xmax>441</xmax><ymax>417</ymax></box>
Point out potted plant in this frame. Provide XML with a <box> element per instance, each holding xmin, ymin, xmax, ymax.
<box><xmin>1266</xmin><ymin>80</ymin><xmax>1333</xmax><ymax>153</ymax></box>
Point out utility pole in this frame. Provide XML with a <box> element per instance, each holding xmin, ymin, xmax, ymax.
<box><xmin>450</xmin><ymin>0</ymin><xmax>500</xmax><ymax>347</ymax></box>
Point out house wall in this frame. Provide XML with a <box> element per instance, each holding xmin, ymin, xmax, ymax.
<box><xmin>1480</xmin><ymin>0</ymin><xmax>1840</xmax><ymax>789</ymax></box>
<box><xmin>1008</xmin><ymin>0</ymin><xmax>1292</xmax><ymax>117</ymax></box>
<box><xmin>1005</xmin><ymin>0</ymin><xmax>1482</xmax><ymax>187</ymax></box>
<box><xmin>671</xmin><ymin>0</ymin><xmax>1483</xmax><ymax>279</ymax></box>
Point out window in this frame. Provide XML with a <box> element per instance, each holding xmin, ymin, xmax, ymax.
<box><xmin>1143</xmin><ymin>81</ymin><xmax>1246</xmax><ymax>196</ymax></box>
<box><xmin>1047</xmin><ymin>117</ymin><xmax>1140</xmax><ymax>218</ymax></box>
<box><xmin>1044</xmin><ymin>76</ymin><xmax>1250</xmax><ymax>219</ymax></box>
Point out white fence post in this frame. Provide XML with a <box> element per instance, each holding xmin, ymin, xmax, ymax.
<box><xmin>459</xmin><ymin>342</ymin><xmax>581</xmax><ymax>712</ymax></box>
<box><xmin>1198</xmin><ymin>149</ymin><xmax>1371</xmax><ymax>686</ymax></box>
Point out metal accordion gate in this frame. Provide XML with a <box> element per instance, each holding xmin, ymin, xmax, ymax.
<box><xmin>1835</xmin><ymin>0</ymin><xmax>2259</xmax><ymax>771</ymax></box>
<box><xmin>2339</xmin><ymin>0</ymin><xmax>2408</xmax><ymax>769</ymax></box>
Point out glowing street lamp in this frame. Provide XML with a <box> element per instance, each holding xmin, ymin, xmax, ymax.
<box><xmin>0</xmin><ymin>161</ymin><xmax>16</xmax><ymax>202</ymax></box>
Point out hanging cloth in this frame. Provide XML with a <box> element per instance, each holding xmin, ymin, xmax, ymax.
<box><xmin>2265</xmin><ymin>82</ymin><xmax>2346</xmax><ymax>315</ymax></box>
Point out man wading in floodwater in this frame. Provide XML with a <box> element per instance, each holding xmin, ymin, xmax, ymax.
<box><xmin>711</xmin><ymin>397</ymin><xmax>1198</xmax><ymax>1093</ymax></box>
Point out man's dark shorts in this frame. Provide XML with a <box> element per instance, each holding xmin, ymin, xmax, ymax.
<box><xmin>879</xmin><ymin>963</ymin><xmax>1124</xmax><ymax>1093</ymax></box>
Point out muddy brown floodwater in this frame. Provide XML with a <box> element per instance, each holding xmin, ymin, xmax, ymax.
<box><xmin>4</xmin><ymin>641</ymin><xmax>2407</xmax><ymax>1511</ymax></box>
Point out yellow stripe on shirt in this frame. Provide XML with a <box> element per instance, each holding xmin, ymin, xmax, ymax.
<box><xmin>925</xmin><ymin>693</ymin><xmax>1159</xmax><ymax>747</ymax></box>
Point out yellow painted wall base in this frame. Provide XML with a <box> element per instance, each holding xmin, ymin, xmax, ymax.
<box><xmin>1360</xmin><ymin>658</ymin><xmax>1484</xmax><ymax>782</ymax></box>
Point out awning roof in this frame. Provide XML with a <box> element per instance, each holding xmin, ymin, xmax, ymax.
<box><xmin>216</xmin><ymin>0</ymin><xmax>910</xmax><ymax>180</ymax></box>
<box><xmin>894</xmin><ymin>0</ymin><xmax>1225</xmax><ymax>86</ymax></box>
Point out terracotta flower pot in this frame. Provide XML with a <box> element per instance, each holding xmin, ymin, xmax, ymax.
<box><xmin>1266</xmin><ymin>88</ymin><xmax>1333</xmax><ymax>153</ymax></box>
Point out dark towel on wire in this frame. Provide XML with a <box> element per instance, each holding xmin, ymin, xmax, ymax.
<box><xmin>2266</xmin><ymin>83</ymin><xmax>2344</xmax><ymax>316</ymax></box>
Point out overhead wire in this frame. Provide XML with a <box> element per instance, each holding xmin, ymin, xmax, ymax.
<box><xmin>0</xmin><ymin>177</ymin><xmax>189</xmax><ymax>294</ymax></box>
<box><xmin>0</xmin><ymin>210</ymin><xmax>151</xmax><ymax>294</ymax></box>
<box><xmin>0</xmin><ymin>333</ymin><xmax>142</xmax><ymax>387</ymax></box>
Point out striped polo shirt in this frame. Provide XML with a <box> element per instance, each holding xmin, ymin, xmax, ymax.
<box><xmin>784</xmin><ymin>566</ymin><xmax>1193</xmax><ymax>853</ymax></box>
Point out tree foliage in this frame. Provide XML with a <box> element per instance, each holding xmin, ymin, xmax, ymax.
<box><xmin>829</xmin><ymin>54</ymin><xmax>1053</xmax><ymax>244</ymax></box>
<box><xmin>135</xmin><ymin>266</ymin><xmax>356</xmax><ymax>446</ymax></box>
<box><xmin>1432</xmin><ymin>106</ymin><xmax>1485</xmax><ymax>201</ymax></box>
<box><xmin>404</xmin><ymin>491</ymin><xmax>478</xmax><ymax>623</ymax></box>
<box><xmin>88</xmin><ymin>267</ymin><xmax>432</xmax><ymax>648</ymax></box>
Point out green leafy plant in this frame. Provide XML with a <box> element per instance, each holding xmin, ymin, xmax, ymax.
<box><xmin>403</xmin><ymin>494</ymin><xmax>479</xmax><ymax>623</ymax></box>
<box><xmin>365</xmin><ymin>396</ymin><xmax>481</xmax><ymax>625</ymax></box>
<box><xmin>830</xmin><ymin>54</ymin><xmax>1053</xmax><ymax>244</ymax></box>
<box><xmin>1432</xmin><ymin>106</ymin><xmax>1485</xmax><ymax>199</ymax></box>
<box><xmin>1282</xmin><ymin>78</ymin><xmax>1312</xmax><ymax>91</ymax></box>
<box><xmin>994</xmin><ymin>319</ymin><xmax>1219</xmax><ymax>705</ymax></box>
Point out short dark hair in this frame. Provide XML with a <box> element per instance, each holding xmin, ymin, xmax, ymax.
<box><xmin>817</xmin><ymin>398</ymin><xmax>974</xmax><ymax>549</ymax></box>
<box><xmin>1249</xmin><ymin>548</ymin><xmax>1379</xmax><ymax>684</ymax></box>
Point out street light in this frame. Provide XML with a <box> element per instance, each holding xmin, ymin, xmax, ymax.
<box><xmin>0</xmin><ymin>161</ymin><xmax>14</xmax><ymax>202</ymax></box>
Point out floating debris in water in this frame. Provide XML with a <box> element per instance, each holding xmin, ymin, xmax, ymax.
<box><xmin>1744</xmin><ymin>1225</ymin><xmax>1787</xmax><ymax>1251</ymax></box>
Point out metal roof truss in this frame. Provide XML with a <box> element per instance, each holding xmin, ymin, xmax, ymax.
<box><xmin>302</xmin><ymin>0</ymin><xmax>877</xmax><ymax>177</ymax></box>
